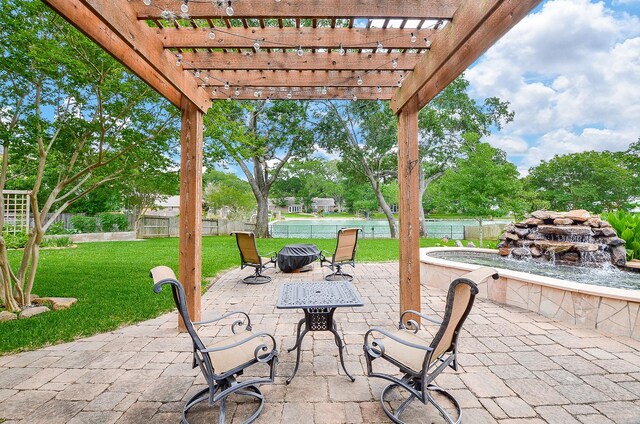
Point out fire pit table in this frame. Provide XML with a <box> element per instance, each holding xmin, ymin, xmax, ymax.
<box><xmin>277</xmin><ymin>243</ymin><xmax>320</xmax><ymax>273</ymax></box>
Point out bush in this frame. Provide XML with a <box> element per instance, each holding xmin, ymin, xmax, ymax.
<box><xmin>70</xmin><ymin>215</ymin><xmax>98</xmax><ymax>233</ymax></box>
<box><xmin>46</xmin><ymin>221</ymin><xmax>69</xmax><ymax>235</ymax></box>
<box><xmin>3</xmin><ymin>231</ymin><xmax>29</xmax><ymax>249</ymax></box>
<box><xmin>41</xmin><ymin>236</ymin><xmax>72</xmax><ymax>248</ymax></box>
<box><xmin>99</xmin><ymin>213</ymin><xmax>129</xmax><ymax>232</ymax></box>
<box><xmin>602</xmin><ymin>210</ymin><xmax>640</xmax><ymax>260</ymax></box>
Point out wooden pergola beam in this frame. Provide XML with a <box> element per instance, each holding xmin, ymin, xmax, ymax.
<box><xmin>211</xmin><ymin>86</ymin><xmax>394</xmax><ymax>100</ymax></box>
<box><xmin>391</xmin><ymin>0</ymin><xmax>542</xmax><ymax>113</ymax></box>
<box><xmin>203</xmin><ymin>70</ymin><xmax>404</xmax><ymax>87</ymax></box>
<box><xmin>135</xmin><ymin>1</ymin><xmax>460</xmax><ymax>19</ymax></box>
<box><xmin>44</xmin><ymin>0</ymin><xmax>211</xmax><ymax>112</ymax></box>
<box><xmin>160</xmin><ymin>27</ymin><xmax>436</xmax><ymax>50</ymax></box>
<box><xmin>180</xmin><ymin>52</ymin><xmax>419</xmax><ymax>71</ymax></box>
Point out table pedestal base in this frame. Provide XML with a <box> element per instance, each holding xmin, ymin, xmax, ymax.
<box><xmin>286</xmin><ymin>307</ymin><xmax>355</xmax><ymax>384</ymax></box>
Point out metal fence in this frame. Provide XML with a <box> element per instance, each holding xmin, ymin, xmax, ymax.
<box><xmin>268</xmin><ymin>223</ymin><xmax>465</xmax><ymax>239</ymax></box>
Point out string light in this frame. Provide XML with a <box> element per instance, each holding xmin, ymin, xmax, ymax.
<box><xmin>212</xmin><ymin>88</ymin><xmax>217</xmax><ymax>95</ymax></box>
<box><xmin>357</xmin><ymin>75</ymin><xmax>363</xmax><ymax>85</ymax></box>
<box><xmin>296</xmin><ymin>46</ymin><xmax>304</xmax><ymax>56</ymax></box>
<box><xmin>253</xmin><ymin>39</ymin><xmax>261</xmax><ymax>51</ymax></box>
<box><xmin>180</xmin><ymin>0</ymin><xmax>189</xmax><ymax>13</ymax></box>
<box><xmin>224</xmin><ymin>81</ymin><xmax>230</xmax><ymax>89</ymax></box>
<box><xmin>410</xmin><ymin>32</ymin><xmax>417</xmax><ymax>43</ymax></box>
<box><xmin>226</xmin><ymin>0</ymin><xmax>234</xmax><ymax>16</ymax></box>
<box><xmin>234</xmin><ymin>88</ymin><xmax>240</xmax><ymax>96</ymax></box>
<box><xmin>424</xmin><ymin>38</ymin><xmax>432</xmax><ymax>48</ymax></box>
<box><xmin>143</xmin><ymin>0</ymin><xmax>151</xmax><ymax>5</ymax></box>
<box><xmin>352</xmin><ymin>93</ymin><xmax>358</xmax><ymax>101</ymax></box>
<box><xmin>194</xmin><ymin>70</ymin><xmax>200</xmax><ymax>78</ymax></box>
<box><xmin>376</xmin><ymin>41</ymin><xmax>384</xmax><ymax>52</ymax></box>
<box><xmin>376</xmin><ymin>86</ymin><xmax>382</xmax><ymax>93</ymax></box>
<box><xmin>391</xmin><ymin>58</ymin><xmax>398</xmax><ymax>69</ymax></box>
<box><xmin>338</xmin><ymin>44</ymin><xmax>345</xmax><ymax>56</ymax></box>
<box><xmin>321</xmin><ymin>86</ymin><xmax>327</xmax><ymax>95</ymax></box>
<box><xmin>175</xmin><ymin>53</ymin><xmax>182</xmax><ymax>66</ymax></box>
<box><xmin>286</xmin><ymin>91</ymin><xmax>292</xmax><ymax>99</ymax></box>
<box><xmin>209</xmin><ymin>28</ymin><xmax>215</xmax><ymax>40</ymax></box>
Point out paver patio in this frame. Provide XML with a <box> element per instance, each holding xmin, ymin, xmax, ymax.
<box><xmin>1</xmin><ymin>262</ymin><xmax>639</xmax><ymax>423</ymax></box>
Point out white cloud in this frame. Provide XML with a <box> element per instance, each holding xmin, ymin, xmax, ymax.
<box><xmin>467</xmin><ymin>0</ymin><xmax>640</xmax><ymax>169</ymax></box>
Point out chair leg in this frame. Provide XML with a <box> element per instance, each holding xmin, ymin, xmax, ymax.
<box><xmin>324</xmin><ymin>264</ymin><xmax>353</xmax><ymax>281</ymax></box>
<box><xmin>182</xmin><ymin>383</ymin><xmax>266</xmax><ymax>424</ymax></box>
<box><xmin>379</xmin><ymin>382</ymin><xmax>462</xmax><ymax>424</ymax></box>
<box><xmin>242</xmin><ymin>267</ymin><xmax>271</xmax><ymax>284</ymax></box>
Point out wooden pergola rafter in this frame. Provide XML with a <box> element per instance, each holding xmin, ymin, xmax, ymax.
<box><xmin>44</xmin><ymin>0</ymin><xmax>541</xmax><ymax>328</ymax></box>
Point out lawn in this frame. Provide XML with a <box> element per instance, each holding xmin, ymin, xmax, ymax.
<box><xmin>0</xmin><ymin>236</ymin><xmax>455</xmax><ymax>354</ymax></box>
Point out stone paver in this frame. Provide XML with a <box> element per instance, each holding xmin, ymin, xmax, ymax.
<box><xmin>1</xmin><ymin>263</ymin><xmax>640</xmax><ymax>423</ymax></box>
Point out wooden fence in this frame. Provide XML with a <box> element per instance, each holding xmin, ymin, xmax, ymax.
<box><xmin>137</xmin><ymin>215</ymin><xmax>255</xmax><ymax>238</ymax></box>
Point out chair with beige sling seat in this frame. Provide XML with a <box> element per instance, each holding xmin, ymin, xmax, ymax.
<box><xmin>150</xmin><ymin>266</ymin><xmax>278</xmax><ymax>424</ymax></box>
<box><xmin>320</xmin><ymin>227</ymin><xmax>360</xmax><ymax>281</ymax></box>
<box><xmin>363</xmin><ymin>267</ymin><xmax>499</xmax><ymax>424</ymax></box>
<box><xmin>231</xmin><ymin>231</ymin><xmax>277</xmax><ymax>284</ymax></box>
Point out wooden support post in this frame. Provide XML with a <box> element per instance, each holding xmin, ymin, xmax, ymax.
<box><xmin>179</xmin><ymin>97</ymin><xmax>203</xmax><ymax>330</ymax></box>
<box><xmin>397</xmin><ymin>96</ymin><xmax>421</xmax><ymax>325</ymax></box>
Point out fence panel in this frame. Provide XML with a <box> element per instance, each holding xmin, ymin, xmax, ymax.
<box><xmin>139</xmin><ymin>216</ymin><xmax>171</xmax><ymax>238</ymax></box>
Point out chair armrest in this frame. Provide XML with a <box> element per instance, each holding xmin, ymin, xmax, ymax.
<box><xmin>400</xmin><ymin>309</ymin><xmax>442</xmax><ymax>332</ymax></box>
<box><xmin>201</xmin><ymin>332</ymin><xmax>278</xmax><ymax>363</ymax></box>
<box><xmin>364</xmin><ymin>326</ymin><xmax>433</xmax><ymax>358</ymax></box>
<box><xmin>193</xmin><ymin>310</ymin><xmax>252</xmax><ymax>333</ymax></box>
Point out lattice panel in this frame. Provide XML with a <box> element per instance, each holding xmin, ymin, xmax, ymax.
<box><xmin>2</xmin><ymin>190</ymin><xmax>30</xmax><ymax>234</ymax></box>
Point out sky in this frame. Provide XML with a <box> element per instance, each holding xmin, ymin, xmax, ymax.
<box><xmin>465</xmin><ymin>0</ymin><xmax>640</xmax><ymax>175</ymax></box>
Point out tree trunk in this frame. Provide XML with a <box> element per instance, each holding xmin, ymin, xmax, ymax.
<box><xmin>255</xmin><ymin>194</ymin><xmax>270</xmax><ymax>238</ymax></box>
<box><xmin>478</xmin><ymin>217</ymin><xmax>484</xmax><ymax>247</ymax></box>
<box><xmin>371</xmin><ymin>181</ymin><xmax>397</xmax><ymax>239</ymax></box>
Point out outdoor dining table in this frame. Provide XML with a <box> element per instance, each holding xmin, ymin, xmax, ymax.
<box><xmin>276</xmin><ymin>280</ymin><xmax>364</xmax><ymax>384</ymax></box>
<box><xmin>277</xmin><ymin>243</ymin><xmax>320</xmax><ymax>273</ymax></box>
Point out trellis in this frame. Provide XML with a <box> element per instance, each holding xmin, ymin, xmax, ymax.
<box><xmin>2</xmin><ymin>190</ymin><xmax>31</xmax><ymax>235</ymax></box>
<box><xmin>44</xmin><ymin>0</ymin><xmax>541</xmax><ymax>328</ymax></box>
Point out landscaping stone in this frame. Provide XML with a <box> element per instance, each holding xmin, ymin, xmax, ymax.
<box><xmin>566</xmin><ymin>209</ymin><xmax>591</xmax><ymax>222</ymax></box>
<box><xmin>19</xmin><ymin>305</ymin><xmax>50</xmax><ymax>319</ymax></box>
<box><xmin>554</xmin><ymin>217</ymin><xmax>574</xmax><ymax>225</ymax></box>
<box><xmin>0</xmin><ymin>310</ymin><xmax>17</xmax><ymax>321</ymax></box>
<box><xmin>33</xmin><ymin>297</ymin><xmax>78</xmax><ymax>310</ymax></box>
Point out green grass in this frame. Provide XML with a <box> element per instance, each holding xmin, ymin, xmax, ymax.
<box><xmin>0</xmin><ymin>236</ymin><xmax>458</xmax><ymax>355</ymax></box>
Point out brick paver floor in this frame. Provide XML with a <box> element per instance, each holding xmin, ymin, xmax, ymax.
<box><xmin>1</xmin><ymin>263</ymin><xmax>639</xmax><ymax>423</ymax></box>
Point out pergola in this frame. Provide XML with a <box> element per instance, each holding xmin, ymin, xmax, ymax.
<box><xmin>44</xmin><ymin>0</ymin><xmax>540</xmax><ymax>327</ymax></box>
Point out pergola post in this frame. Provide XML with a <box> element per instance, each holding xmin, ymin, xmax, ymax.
<box><xmin>397</xmin><ymin>96</ymin><xmax>421</xmax><ymax>325</ymax></box>
<box><xmin>179</xmin><ymin>97</ymin><xmax>203</xmax><ymax>330</ymax></box>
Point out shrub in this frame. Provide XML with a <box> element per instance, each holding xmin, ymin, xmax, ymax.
<box><xmin>99</xmin><ymin>213</ymin><xmax>130</xmax><ymax>232</ymax></box>
<box><xmin>41</xmin><ymin>236</ymin><xmax>72</xmax><ymax>248</ymax></box>
<box><xmin>602</xmin><ymin>210</ymin><xmax>640</xmax><ymax>260</ymax></box>
<box><xmin>3</xmin><ymin>231</ymin><xmax>29</xmax><ymax>249</ymax></box>
<box><xmin>46</xmin><ymin>221</ymin><xmax>69</xmax><ymax>235</ymax></box>
<box><xmin>70</xmin><ymin>215</ymin><xmax>98</xmax><ymax>233</ymax></box>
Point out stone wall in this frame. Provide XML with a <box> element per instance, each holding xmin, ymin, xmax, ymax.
<box><xmin>498</xmin><ymin>209</ymin><xmax>627</xmax><ymax>267</ymax></box>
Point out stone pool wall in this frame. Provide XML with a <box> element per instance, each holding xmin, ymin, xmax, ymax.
<box><xmin>421</xmin><ymin>247</ymin><xmax>640</xmax><ymax>340</ymax></box>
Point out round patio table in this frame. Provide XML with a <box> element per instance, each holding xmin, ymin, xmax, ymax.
<box><xmin>277</xmin><ymin>243</ymin><xmax>320</xmax><ymax>273</ymax></box>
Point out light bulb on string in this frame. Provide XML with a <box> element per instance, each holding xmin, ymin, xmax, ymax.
<box><xmin>226</xmin><ymin>0</ymin><xmax>234</xmax><ymax>16</ymax></box>
<box><xmin>338</xmin><ymin>44</ymin><xmax>345</xmax><ymax>56</ymax></box>
<box><xmin>266</xmin><ymin>97</ymin><xmax>271</xmax><ymax>104</ymax></box>
<box><xmin>227</xmin><ymin>96</ymin><xmax>231</xmax><ymax>101</ymax></box>
<box><xmin>203</xmin><ymin>74</ymin><xmax>209</xmax><ymax>83</ymax></box>
<box><xmin>376</xmin><ymin>41</ymin><xmax>384</xmax><ymax>52</ymax></box>
<box><xmin>391</xmin><ymin>58</ymin><xmax>398</xmax><ymax>69</ymax></box>
<box><xmin>410</xmin><ymin>32</ymin><xmax>417</xmax><ymax>43</ymax></box>
<box><xmin>357</xmin><ymin>75</ymin><xmax>363</xmax><ymax>86</ymax></box>
<box><xmin>143</xmin><ymin>0</ymin><xmax>151</xmax><ymax>5</ymax></box>
<box><xmin>376</xmin><ymin>86</ymin><xmax>382</xmax><ymax>93</ymax></box>
<box><xmin>224</xmin><ymin>81</ymin><xmax>230</xmax><ymax>90</ymax></box>
<box><xmin>180</xmin><ymin>0</ymin><xmax>189</xmax><ymax>13</ymax></box>
<box><xmin>287</xmin><ymin>91</ymin><xmax>292</xmax><ymax>99</ymax></box>
<box><xmin>175</xmin><ymin>53</ymin><xmax>183</xmax><ymax>66</ymax></box>
<box><xmin>209</xmin><ymin>28</ymin><xmax>216</xmax><ymax>40</ymax></box>
<box><xmin>424</xmin><ymin>38</ymin><xmax>432</xmax><ymax>48</ymax></box>
<box><xmin>352</xmin><ymin>93</ymin><xmax>358</xmax><ymax>101</ymax></box>
<box><xmin>253</xmin><ymin>39</ymin><xmax>261</xmax><ymax>51</ymax></box>
<box><xmin>212</xmin><ymin>88</ymin><xmax>217</xmax><ymax>95</ymax></box>
<box><xmin>296</xmin><ymin>46</ymin><xmax>304</xmax><ymax>57</ymax></box>
<box><xmin>321</xmin><ymin>86</ymin><xmax>327</xmax><ymax>95</ymax></box>
<box><xmin>234</xmin><ymin>88</ymin><xmax>240</xmax><ymax>96</ymax></box>
<box><xmin>194</xmin><ymin>70</ymin><xmax>200</xmax><ymax>78</ymax></box>
<box><xmin>398</xmin><ymin>80</ymin><xmax>403</xmax><ymax>87</ymax></box>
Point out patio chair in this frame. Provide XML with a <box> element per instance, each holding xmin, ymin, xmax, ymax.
<box><xmin>231</xmin><ymin>231</ymin><xmax>276</xmax><ymax>284</ymax></box>
<box><xmin>320</xmin><ymin>227</ymin><xmax>360</xmax><ymax>281</ymax></box>
<box><xmin>363</xmin><ymin>267</ymin><xmax>499</xmax><ymax>424</ymax></box>
<box><xmin>150</xmin><ymin>266</ymin><xmax>278</xmax><ymax>424</ymax></box>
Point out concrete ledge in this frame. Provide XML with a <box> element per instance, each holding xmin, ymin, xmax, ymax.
<box><xmin>47</xmin><ymin>232</ymin><xmax>137</xmax><ymax>243</ymax></box>
<box><xmin>421</xmin><ymin>247</ymin><xmax>640</xmax><ymax>340</ymax></box>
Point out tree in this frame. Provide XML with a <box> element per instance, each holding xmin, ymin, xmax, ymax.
<box><xmin>525</xmin><ymin>150</ymin><xmax>635</xmax><ymax>213</ymax></box>
<box><xmin>429</xmin><ymin>139</ymin><xmax>520</xmax><ymax>246</ymax></box>
<box><xmin>417</xmin><ymin>76</ymin><xmax>514</xmax><ymax>236</ymax></box>
<box><xmin>0</xmin><ymin>1</ymin><xmax>179</xmax><ymax>311</ymax></box>
<box><xmin>203</xmin><ymin>170</ymin><xmax>255</xmax><ymax>219</ymax></box>
<box><xmin>204</xmin><ymin>100</ymin><xmax>314</xmax><ymax>237</ymax></box>
<box><xmin>315</xmin><ymin>101</ymin><xmax>399</xmax><ymax>237</ymax></box>
<box><xmin>122</xmin><ymin>169</ymin><xmax>179</xmax><ymax>233</ymax></box>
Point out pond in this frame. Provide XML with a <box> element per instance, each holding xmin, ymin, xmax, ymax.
<box><xmin>269</xmin><ymin>219</ymin><xmax>490</xmax><ymax>239</ymax></box>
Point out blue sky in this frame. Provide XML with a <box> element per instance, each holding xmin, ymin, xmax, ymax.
<box><xmin>466</xmin><ymin>0</ymin><xmax>640</xmax><ymax>175</ymax></box>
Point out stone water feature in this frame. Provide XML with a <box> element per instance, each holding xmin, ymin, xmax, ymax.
<box><xmin>498</xmin><ymin>209</ymin><xmax>627</xmax><ymax>267</ymax></box>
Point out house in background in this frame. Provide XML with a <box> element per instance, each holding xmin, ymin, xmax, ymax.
<box><xmin>147</xmin><ymin>195</ymin><xmax>181</xmax><ymax>217</ymax></box>
<box><xmin>268</xmin><ymin>197</ymin><xmax>336</xmax><ymax>214</ymax></box>
<box><xmin>312</xmin><ymin>198</ymin><xmax>336</xmax><ymax>213</ymax></box>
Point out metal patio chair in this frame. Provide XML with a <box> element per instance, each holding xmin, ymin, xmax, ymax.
<box><xmin>320</xmin><ymin>227</ymin><xmax>360</xmax><ymax>281</ymax></box>
<box><xmin>150</xmin><ymin>266</ymin><xmax>278</xmax><ymax>424</ymax></box>
<box><xmin>363</xmin><ymin>267</ymin><xmax>499</xmax><ymax>424</ymax></box>
<box><xmin>231</xmin><ymin>231</ymin><xmax>276</xmax><ymax>284</ymax></box>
